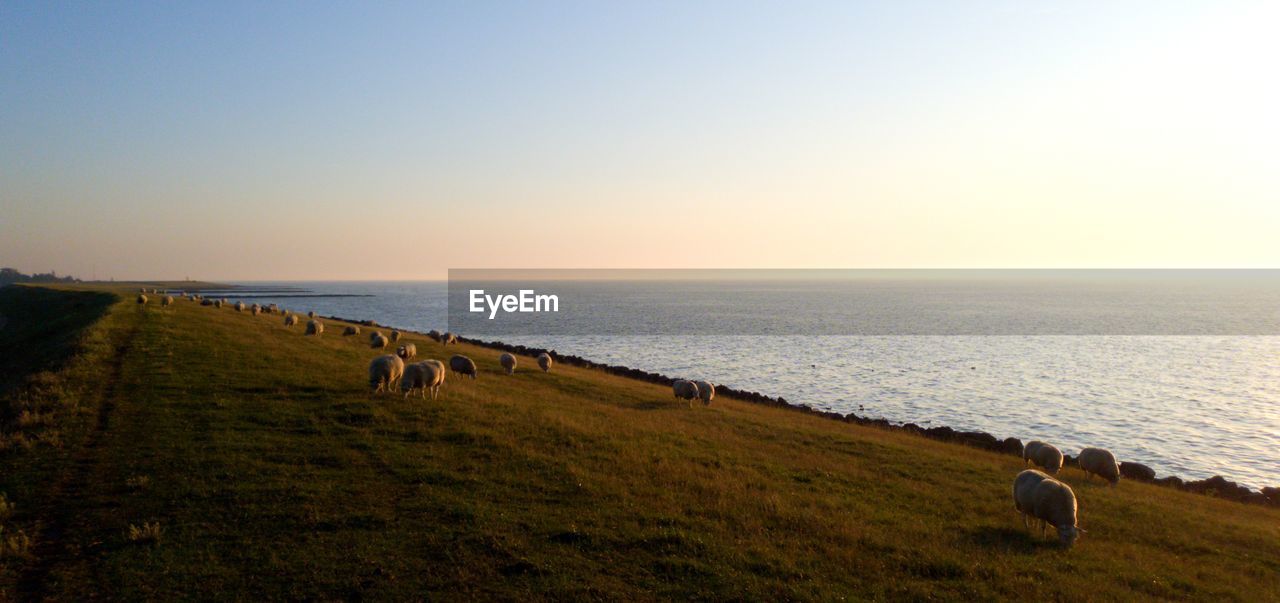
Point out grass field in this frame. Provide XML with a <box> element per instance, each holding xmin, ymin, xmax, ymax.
<box><xmin>1</xmin><ymin>284</ymin><xmax>1278</xmax><ymax>600</ymax></box>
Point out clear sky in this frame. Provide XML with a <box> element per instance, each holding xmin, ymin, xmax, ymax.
<box><xmin>2</xmin><ymin>1</ymin><xmax>1277</xmax><ymax>280</ymax></box>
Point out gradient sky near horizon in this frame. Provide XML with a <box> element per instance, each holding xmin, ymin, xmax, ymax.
<box><xmin>2</xmin><ymin>1</ymin><xmax>1278</xmax><ymax>280</ymax></box>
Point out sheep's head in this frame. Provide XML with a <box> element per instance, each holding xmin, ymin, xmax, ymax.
<box><xmin>1057</xmin><ymin>525</ymin><xmax>1079</xmax><ymax>548</ymax></box>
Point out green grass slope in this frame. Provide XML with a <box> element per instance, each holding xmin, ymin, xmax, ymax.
<box><xmin>1</xmin><ymin>285</ymin><xmax>1278</xmax><ymax>600</ymax></box>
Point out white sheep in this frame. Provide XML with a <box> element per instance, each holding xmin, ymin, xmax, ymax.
<box><xmin>306</xmin><ymin>319</ymin><xmax>324</xmax><ymax>336</ymax></box>
<box><xmin>441</xmin><ymin>332</ymin><xmax>458</xmax><ymax>345</ymax></box>
<box><xmin>1013</xmin><ymin>469</ymin><xmax>1081</xmax><ymax>547</ymax></box>
<box><xmin>137</xmin><ymin>294</ymin><xmax>148</xmax><ymax>305</ymax></box>
<box><xmin>369</xmin><ymin>354</ymin><xmax>406</xmax><ymax>394</ymax></box>
<box><xmin>162</xmin><ymin>295</ymin><xmax>173</xmax><ymax>307</ymax></box>
<box><xmin>1024</xmin><ymin>440</ymin><xmax>1063</xmax><ymax>474</ymax></box>
<box><xmin>284</xmin><ymin>314</ymin><xmax>299</xmax><ymax>327</ymax></box>
<box><xmin>1077</xmin><ymin>447</ymin><xmax>1121</xmax><ymax>486</ymax></box>
<box><xmin>672</xmin><ymin>380</ymin><xmax>700</xmax><ymax>406</ymax></box>
<box><xmin>367</xmin><ymin>330</ymin><xmax>381</xmax><ymax>342</ymax></box>
<box><xmin>234</xmin><ymin>301</ymin><xmax>245</xmax><ymax>312</ymax></box>
<box><xmin>537</xmin><ymin>352</ymin><xmax>553</xmax><ymax>373</ymax></box>
<box><xmin>449</xmin><ymin>354</ymin><xmax>477</xmax><ymax>380</ymax></box>
<box><xmin>250</xmin><ymin>304</ymin><xmax>261</xmax><ymax>316</ymax></box>
<box><xmin>693</xmin><ymin>380</ymin><xmax>715</xmax><ymax>405</ymax></box>
<box><xmin>402</xmin><ymin>359</ymin><xmax>446</xmax><ymax>399</ymax></box>
<box><xmin>499</xmin><ymin>353</ymin><xmax>516</xmax><ymax>375</ymax></box>
<box><xmin>396</xmin><ymin>343</ymin><xmax>417</xmax><ymax>362</ymax></box>
<box><xmin>344</xmin><ymin>325</ymin><xmax>361</xmax><ymax>336</ymax></box>
<box><xmin>213</xmin><ymin>300</ymin><xmax>223</xmax><ymax>308</ymax></box>
<box><xmin>371</xmin><ymin>333</ymin><xmax>389</xmax><ymax>349</ymax></box>
<box><xmin>390</xmin><ymin>330</ymin><xmax>401</xmax><ymax>343</ymax></box>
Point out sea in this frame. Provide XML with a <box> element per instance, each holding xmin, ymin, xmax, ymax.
<box><xmin>188</xmin><ymin>275</ymin><xmax>1280</xmax><ymax>490</ymax></box>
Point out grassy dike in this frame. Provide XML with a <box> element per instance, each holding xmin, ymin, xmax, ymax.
<box><xmin>1</xmin><ymin>284</ymin><xmax>1278</xmax><ymax>600</ymax></box>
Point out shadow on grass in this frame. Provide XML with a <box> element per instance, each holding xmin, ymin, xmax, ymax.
<box><xmin>965</xmin><ymin>525</ymin><xmax>1058</xmax><ymax>554</ymax></box>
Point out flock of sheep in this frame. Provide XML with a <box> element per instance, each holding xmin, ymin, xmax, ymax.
<box><xmin>142</xmin><ymin>287</ymin><xmax>1116</xmax><ymax>549</ymax></box>
<box><xmin>1016</xmin><ymin>440</ymin><xmax>1121</xmax><ymax>547</ymax></box>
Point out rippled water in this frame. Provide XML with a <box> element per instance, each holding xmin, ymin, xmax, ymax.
<box><xmin>217</xmin><ymin>281</ymin><xmax>1280</xmax><ymax>489</ymax></box>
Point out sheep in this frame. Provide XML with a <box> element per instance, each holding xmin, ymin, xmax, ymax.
<box><xmin>306</xmin><ymin>319</ymin><xmax>324</xmax><ymax>336</ymax></box>
<box><xmin>250</xmin><ymin>304</ymin><xmax>261</xmax><ymax>316</ymax></box>
<box><xmin>234</xmin><ymin>301</ymin><xmax>245</xmax><ymax>312</ymax></box>
<box><xmin>693</xmin><ymin>380</ymin><xmax>715</xmax><ymax>405</ymax></box>
<box><xmin>672</xmin><ymin>380</ymin><xmax>700</xmax><ymax>407</ymax></box>
<box><xmin>1024</xmin><ymin>440</ymin><xmax>1064</xmax><ymax>474</ymax></box>
<box><xmin>1077</xmin><ymin>447</ymin><xmax>1121</xmax><ymax>486</ymax></box>
<box><xmin>441</xmin><ymin>332</ymin><xmax>458</xmax><ymax>345</ymax></box>
<box><xmin>427</xmin><ymin>329</ymin><xmax>442</xmax><ymax>342</ymax></box>
<box><xmin>344</xmin><ymin>325</ymin><xmax>361</xmax><ymax>336</ymax></box>
<box><xmin>308</xmin><ymin>311</ymin><xmax>316</xmax><ymax>318</ymax></box>
<box><xmin>396</xmin><ymin>343</ymin><xmax>417</xmax><ymax>362</ymax></box>
<box><xmin>1024</xmin><ymin>440</ymin><xmax>1064</xmax><ymax>473</ymax></box>
<box><xmin>201</xmin><ymin>298</ymin><xmax>213</xmax><ymax>306</ymax></box>
<box><xmin>267</xmin><ymin>304</ymin><xmax>279</xmax><ymax>314</ymax></box>
<box><xmin>284</xmin><ymin>314</ymin><xmax>299</xmax><ymax>327</ymax></box>
<box><xmin>390</xmin><ymin>330</ymin><xmax>401</xmax><ymax>343</ymax></box>
<box><xmin>137</xmin><ymin>294</ymin><xmax>148</xmax><ymax>305</ymax></box>
<box><xmin>449</xmin><ymin>354</ymin><xmax>477</xmax><ymax>380</ymax></box>
<box><xmin>213</xmin><ymin>300</ymin><xmax>223</xmax><ymax>308</ymax></box>
<box><xmin>371</xmin><ymin>333</ymin><xmax>389</xmax><ymax>349</ymax></box>
<box><xmin>367</xmin><ymin>330</ymin><xmax>381</xmax><ymax>343</ymax></box>
<box><xmin>537</xmin><ymin>352</ymin><xmax>553</xmax><ymax>373</ymax></box>
<box><xmin>499</xmin><ymin>353</ymin><xmax>516</xmax><ymax>375</ymax></box>
<box><xmin>401</xmin><ymin>360</ymin><xmax>446</xmax><ymax>400</ymax></box>
<box><xmin>369</xmin><ymin>354</ymin><xmax>406</xmax><ymax>394</ymax></box>
<box><xmin>162</xmin><ymin>295</ymin><xmax>173</xmax><ymax>307</ymax></box>
<box><xmin>1013</xmin><ymin>469</ymin><xmax>1081</xmax><ymax>547</ymax></box>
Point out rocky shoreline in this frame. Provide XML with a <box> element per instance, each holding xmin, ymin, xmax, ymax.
<box><xmin>330</xmin><ymin>316</ymin><xmax>1280</xmax><ymax>508</ymax></box>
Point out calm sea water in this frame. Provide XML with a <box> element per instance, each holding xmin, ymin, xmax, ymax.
<box><xmin>214</xmin><ymin>280</ymin><xmax>1280</xmax><ymax>489</ymax></box>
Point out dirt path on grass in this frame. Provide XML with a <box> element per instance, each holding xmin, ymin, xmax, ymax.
<box><xmin>15</xmin><ymin>318</ymin><xmax>140</xmax><ymax>600</ymax></box>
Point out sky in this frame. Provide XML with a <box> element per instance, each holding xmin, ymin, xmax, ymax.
<box><xmin>2</xmin><ymin>1</ymin><xmax>1278</xmax><ymax>280</ymax></box>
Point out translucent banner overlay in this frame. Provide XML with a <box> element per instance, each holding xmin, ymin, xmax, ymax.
<box><xmin>447</xmin><ymin>269</ymin><xmax>1280</xmax><ymax>336</ymax></box>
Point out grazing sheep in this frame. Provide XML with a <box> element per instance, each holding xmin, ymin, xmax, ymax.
<box><xmin>402</xmin><ymin>360</ymin><xmax>446</xmax><ymax>399</ymax></box>
<box><xmin>267</xmin><ymin>304</ymin><xmax>279</xmax><ymax>314</ymax></box>
<box><xmin>250</xmin><ymin>304</ymin><xmax>261</xmax><ymax>316</ymax></box>
<box><xmin>537</xmin><ymin>352</ymin><xmax>553</xmax><ymax>373</ymax></box>
<box><xmin>284</xmin><ymin>314</ymin><xmax>299</xmax><ymax>327</ymax></box>
<box><xmin>234</xmin><ymin>301</ymin><xmax>245</xmax><ymax>312</ymax></box>
<box><xmin>672</xmin><ymin>380</ymin><xmax>700</xmax><ymax>406</ymax></box>
<box><xmin>307</xmin><ymin>311</ymin><xmax>316</xmax><ymax>318</ymax></box>
<box><xmin>162</xmin><ymin>295</ymin><xmax>173</xmax><ymax>307</ymax></box>
<box><xmin>396</xmin><ymin>343</ymin><xmax>417</xmax><ymax>362</ymax></box>
<box><xmin>693</xmin><ymin>380</ymin><xmax>715</xmax><ymax>405</ymax></box>
<box><xmin>368</xmin><ymin>354</ymin><xmax>406</xmax><ymax>394</ymax></box>
<box><xmin>1013</xmin><ymin>469</ymin><xmax>1081</xmax><ymax>547</ymax></box>
<box><xmin>427</xmin><ymin>329</ymin><xmax>441</xmax><ymax>342</ymax></box>
<box><xmin>1078</xmin><ymin>447</ymin><xmax>1121</xmax><ymax>486</ymax></box>
<box><xmin>344</xmin><ymin>325</ymin><xmax>361</xmax><ymax>336</ymax></box>
<box><xmin>441</xmin><ymin>332</ymin><xmax>458</xmax><ymax>345</ymax></box>
<box><xmin>137</xmin><ymin>294</ymin><xmax>148</xmax><ymax>305</ymax></box>
<box><xmin>213</xmin><ymin>300</ymin><xmax>223</xmax><ymax>308</ymax></box>
<box><xmin>306</xmin><ymin>320</ymin><xmax>324</xmax><ymax>336</ymax></box>
<box><xmin>371</xmin><ymin>333</ymin><xmax>389</xmax><ymax>349</ymax></box>
<box><xmin>390</xmin><ymin>330</ymin><xmax>401</xmax><ymax>343</ymax></box>
<box><xmin>1024</xmin><ymin>440</ymin><xmax>1064</xmax><ymax>474</ymax></box>
<box><xmin>367</xmin><ymin>331</ymin><xmax>381</xmax><ymax>343</ymax></box>
<box><xmin>449</xmin><ymin>354</ymin><xmax>477</xmax><ymax>380</ymax></box>
<box><xmin>201</xmin><ymin>298</ymin><xmax>213</xmax><ymax>306</ymax></box>
<box><xmin>499</xmin><ymin>353</ymin><xmax>516</xmax><ymax>375</ymax></box>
